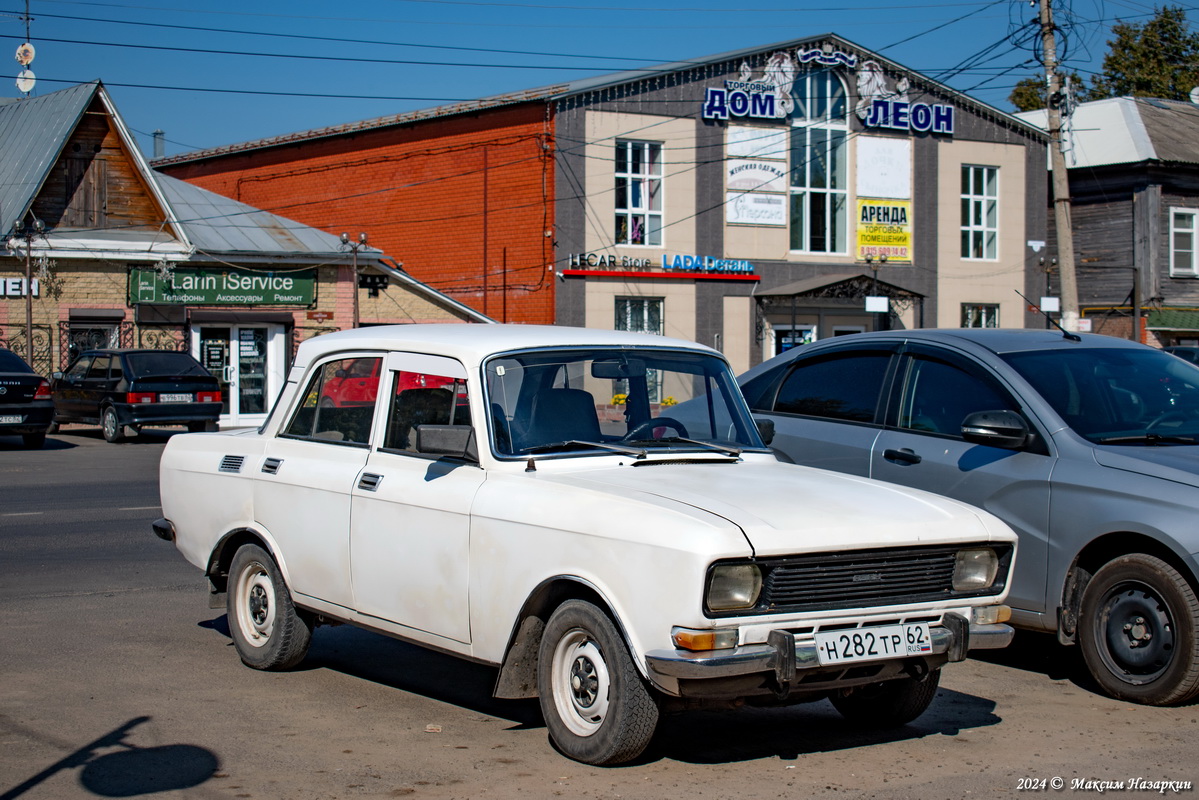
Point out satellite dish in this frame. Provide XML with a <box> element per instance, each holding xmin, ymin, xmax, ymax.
<box><xmin>1190</xmin><ymin>86</ymin><xmax>1199</xmax><ymax>105</ymax></box>
<box><xmin>15</xmin><ymin>42</ymin><xmax>34</xmax><ymax>66</ymax></box>
<box><xmin>15</xmin><ymin>68</ymin><xmax>35</xmax><ymax>94</ymax></box>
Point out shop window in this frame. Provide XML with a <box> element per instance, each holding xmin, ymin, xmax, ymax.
<box><xmin>961</xmin><ymin>165</ymin><xmax>998</xmax><ymax>260</ymax></box>
<box><xmin>614</xmin><ymin>140</ymin><xmax>663</xmax><ymax>246</ymax></box>
<box><xmin>1171</xmin><ymin>209</ymin><xmax>1199</xmax><ymax>277</ymax></box>
<box><xmin>789</xmin><ymin>70</ymin><xmax>848</xmax><ymax>254</ymax></box>
<box><xmin>962</xmin><ymin>303</ymin><xmax>1000</xmax><ymax>328</ymax></box>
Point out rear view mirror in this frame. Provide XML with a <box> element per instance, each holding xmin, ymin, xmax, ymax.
<box><xmin>415</xmin><ymin>424</ymin><xmax>478</xmax><ymax>462</ymax></box>
<box><xmin>592</xmin><ymin>359</ymin><xmax>647</xmax><ymax>380</ymax></box>
<box><xmin>961</xmin><ymin>410</ymin><xmax>1029</xmax><ymax>450</ymax></box>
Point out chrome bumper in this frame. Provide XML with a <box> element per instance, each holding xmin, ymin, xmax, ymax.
<box><xmin>644</xmin><ymin>615</ymin><xmax>1014</xmax><ymax>682</ymax></box>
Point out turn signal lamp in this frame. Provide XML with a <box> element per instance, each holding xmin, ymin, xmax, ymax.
<box><xmin>197</xmin><ymin>391</ymin><xmax>221</xmax><ymax>403</ymax></box>
<box><xmin>972</xmin><ymin>605</ymin><xmax>1012</xmax><ymax>625</ymax></box>
<box><xmin>127</xmin><ymin>392</ymin><xmax>156</xmax><ymax>404</ymax></box>
<box><xmin>672</xmin><ymin>627</ymin><xmax>739</xmax><ymax>651</ymax></box>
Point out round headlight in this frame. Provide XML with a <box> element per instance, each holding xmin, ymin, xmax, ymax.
<box><xmin>953</xmin><ymin>548</ymin><xmax>999</xmax><ymax>591</ymax></box>
<box><xmin>706</xmin><ymin>564</ymin><xmax>763</xmax><ymax>611</ymax></box>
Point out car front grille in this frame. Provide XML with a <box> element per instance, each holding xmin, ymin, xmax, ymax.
<box><xmin>709</xmin><ymin>543</ymin><xmax>1012</xmax><ymax>617</ymax></box>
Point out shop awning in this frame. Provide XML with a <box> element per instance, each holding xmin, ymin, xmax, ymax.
<box><xmin>1146</xmin><ymin>309</ymin><xmax>1199</xmax><ymax>332</ymax></box>
<box><xmin>756</xmin><ymin>272</ymin><xmax>924</xmax><ymax>300</ymax></box>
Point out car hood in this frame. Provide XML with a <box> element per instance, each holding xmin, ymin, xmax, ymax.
<box><xmin>549</xmin><ymin>461</ymin><xmax>1010</xmax><ymax>557</ymax></box>
<box><xmin>1093</xmin><ymin>444</ymin><xmax>1199</xmax><ymax>488</ymax></box>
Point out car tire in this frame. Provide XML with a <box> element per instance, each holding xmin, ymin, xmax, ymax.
<box><xmin>537</xmin><ymin>600</ymin><xmax>659</xmax><ymax>765</ymax></box>
<box><xmin>227</xmin><ymin>544</ymin><xmax>313</xmax><ymax>671</ymax></box>
<box><xmin>101</xmin><ymin>407</ymin><xmax>123</xmax><ymax>443</ymax></box>
<box><xmin>829</xmin><ymin>669</ymin><xmax>941</xmax><ymax>726</ymax></box>
<box><xmin>1078</xmin><ymin>553</ymin><xmax>1199</xmax><ymax>705</ymax></box>
<box><xmin>187</xmin><ymin>421</ymin><xmax>206</xmax><ymax>433</ymax></box>
<box><xmin>22</xmin><ymin>431</ymin><xmax>46</xmax><ymax>449</ymax></box>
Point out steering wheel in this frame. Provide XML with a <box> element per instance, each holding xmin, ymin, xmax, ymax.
<box><xmin>1145</xmin><ymin>409</ymin><xmax>1196</xmax><ymax>431</ymax></box>
<box><xmin>621</xmin><ymin>416</ymin><xmax>689</xmax><ymax>441</ymax></box>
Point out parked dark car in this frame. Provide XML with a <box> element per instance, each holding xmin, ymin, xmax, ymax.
<box><xmin>738</xmin><ymin>329</ymin><xmax>1199</xmax><ymax>706</ymax></box>
<box><xmin>51</xmin><ymin>349</ymin><xmax>221</xmax><ymax>442</ymax></box>
<box><xmin>0</xmin><ymin>348</ymin><xmax>53</xmax><ymax>448</ymax></box>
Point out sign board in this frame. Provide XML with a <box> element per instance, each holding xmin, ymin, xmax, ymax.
<box><xmin>727</xmin><ymin>126</ymin><xmax>788</xmax><ymax>160</ymax></box>
<box><xmin>856</xmin><ymin>137</ymin><xmax>911</xmax><ymax>199</ymax></box>
<box><xmin>726</xmin><ymin>160</ymin><xmax>787</xmax><ymax>193</ymax></box>
<box><xmin>856</xmin><ymin>199</ymin><xmax>913</xmax><ymax>262</ymax></box>
<box><xmin>726</xmin><ymin>192</ymin><xmax>787</xmax><ymax>226</ymax></box>
<box><xmin>130</xmin><ymin>266</ymin><xmax>316</xmax><ymax>306</ymax></box>
<box><xmin>307</xmin><ymin>310</ymin><xmax>335</xmax><ymax>322</ymax></box>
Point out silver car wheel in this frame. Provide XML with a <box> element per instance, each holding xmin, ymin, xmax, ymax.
<box><xmin>233</xmin><ymin>559</ymin><xmax>276</xmax><ymax>648</ymax></box>
<box><xmin>549</xmin><ymin>628</ymin><xmax>612</xmax><ymax>737</ymax></box>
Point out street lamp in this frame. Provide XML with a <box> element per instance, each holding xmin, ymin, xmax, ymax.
<box><xmin>341</xmin><ymin>232</ymin><xmax>368</xmax><ymax>329</ymax></box>
<box><xmin>8</xmin><ymin>216</ymin><xmax>45</xmax><ymax>364</ymax></box>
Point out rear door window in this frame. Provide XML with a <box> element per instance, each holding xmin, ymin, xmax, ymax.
<box><xmin>773</xmin><ymin>352</ymin><xmax>892</xmax><ymax>424</ymax></box>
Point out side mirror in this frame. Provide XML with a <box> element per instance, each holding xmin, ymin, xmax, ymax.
<box><xmin>52</xmin><ymin>371</ymin><xmax>63</xmax><ymax>380</ymax></box>
<box><xmin>415</xmin><ymin>424</ymin><xmax>479</xmax><ymax>462</ymax></box>
<box><xmin>755</xmin><ymin>417</ymin><xmax>775</xmax><ymax>446</ymax></box>
<box><xmin>961</xmin><ymin>410</ymin><xmax>1029</xmax><ymax>450</ymax></box>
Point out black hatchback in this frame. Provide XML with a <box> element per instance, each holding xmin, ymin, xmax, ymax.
<box><xmin>51</xmin><ymin>349</ymin><xmax>221</xmax><ymax>442</ymax></box>
<box><xmin>0</xmin><ymin>348</ymin><xmax>53</xmax><ymax>448</ymax></box>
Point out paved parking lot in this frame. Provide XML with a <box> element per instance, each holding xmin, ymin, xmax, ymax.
<box><xmin>1</xmin><ymin>429</ymin><xmax>1196</xmax><ymax>799</ymax></box>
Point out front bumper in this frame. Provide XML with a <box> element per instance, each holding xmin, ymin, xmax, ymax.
<box><xmin>644</xmin><ymin>614</ymin><xmax>1013</xmax><ymax>687</ymax></box>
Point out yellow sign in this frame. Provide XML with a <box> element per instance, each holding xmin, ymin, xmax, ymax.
<box><xmin>856</xmin><ymin>198</ymin><xmax>912</xmax><ymax>263</ymax></box>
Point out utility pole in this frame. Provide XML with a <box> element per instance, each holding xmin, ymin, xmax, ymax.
<box><xmin>341</xmin><ymin>232</ymin><xmax>368</xmax><ymax>328</ymax></box>
<box><xmin>1039</xmin><ymin>0</ymin><xmax>1080</xmax><ymax>332</ymax></box>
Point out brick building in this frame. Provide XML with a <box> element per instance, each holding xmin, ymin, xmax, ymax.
<box><xmin>1</xmin><ymin>81</ymin><xmax>486</xmax><ymax>430</ymax></box>
<box><xmin>157</xmin><ymin>34</ymin><xmax>1048</xmax><ymax>372</ymax></box>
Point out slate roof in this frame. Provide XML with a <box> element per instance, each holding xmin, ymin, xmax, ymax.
<box><xmin>153</xmin><ymin>33</ymin><xmax>1044</xmax><ymax>167</ymax></box>
<box><xmin>1018</xmin><ymin>97</ymin><xmax>1199</xmax><ymax>168</ymax></box>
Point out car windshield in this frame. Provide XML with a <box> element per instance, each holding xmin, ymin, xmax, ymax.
<box><xmin>485</xmin><ymin>347</ymin><xmax>765</xmax><ymax>457</ymax></box>
<box><xmin>125</xmin><ymin>352</ymin><xmax>209</xmax><ymax>379</ymax></box>
<box><xmin>1002</xmin><ymin>347</ymin><xmax>1199</xmax><ymax>445</ymax></box>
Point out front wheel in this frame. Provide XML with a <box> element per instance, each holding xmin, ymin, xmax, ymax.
<box><xmin>829</xmin><ymin>670</ymin><xmax>941</xmax><ymax>726</ymax></box>
<box><xmin>227</xmin><ymin>544</ymin><xmax>312</xmax><ymax>670</ymax></box>
<box><xmin>1078</xmin><ymin>554</ymin><xmax>1199</xmax><ymax>705</ymax></box>
<box><xmin>537</xmin><ymin>600</ymin><xmax>659</xmax><ymax>765</ymax></box>
<box><xmin>101</xmin><ymin>407</ymin><xmax>123</xmax><ymax>443</ymax></box>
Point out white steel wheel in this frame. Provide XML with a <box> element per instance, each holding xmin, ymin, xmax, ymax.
<box><xmin>537</xmin><ymin>600</ymin><xmax>659</xmax><ymax>766</ymax></box>
<box><xmin>226</xmin><ymin>544</ymin><xmax>312</xmax><ymax>670</ymax></box>
<box><xmin>549</xmin><ymin>629</ymin><xmax>613</xmax><ymax>737</ymax></box>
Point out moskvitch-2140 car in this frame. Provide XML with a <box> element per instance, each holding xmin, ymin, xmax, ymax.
<box><xmin>154</xmin><ymin>324</ymin><xmax>1017</xmax><ymax>765</ymax></box>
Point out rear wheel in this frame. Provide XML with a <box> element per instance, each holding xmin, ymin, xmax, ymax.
<box><xmin>1078</xmin><ymin>554</ymin><xmax>1199</xmax><ymax>705</ymax></box>
<box><xmin>227</xmin><ymin>544</ymin><xmax>312</xmax><ymax>670</ymax></box>
<box><xmin>21</xmin><ymin>431</ymin><xmax>46</xmax><ymax>449</ymax></box>
<box><xmin>101</xmin><ymin>407</ymin><xmax>123</xmax><ymax>443</ymax></box>
<box><xmin>186</xmin><ymin>421</ymin><xmax>206</xmax><ymax>433</ymax></box>
<box><xmin>537</xmin><ymin>600</ymin><xmax>659</xmax><ymax>765</ymax></box>
<box><xmin>830</xmin><ymin>670</ymin><xmax>941</xmax><ymax>726</ymax></box>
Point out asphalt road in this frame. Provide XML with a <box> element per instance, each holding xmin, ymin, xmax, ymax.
<box><xmin>1</xmin><ymin>428</ymin><xmax>1197</xmax><ymax>800</ymax></box>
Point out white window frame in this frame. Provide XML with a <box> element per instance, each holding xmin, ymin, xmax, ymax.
<box><xmin>961</xmin><ymin>165</ymin><xmax>999</xmax><ymax>261</ymax></box>
<box><xmin>790</xmin><ymin>71</ymin><xmax>849</xmax><ymax>255</ymax></box>
<box><xmin>1171</xmin><ymin>208</ymin><xmax>1199</xmax><ymax>277</ymax></box>
<box><xmin>614</xmin><ymin>140</ymin><xmax>663</xmax><ymax>247</ymax></box>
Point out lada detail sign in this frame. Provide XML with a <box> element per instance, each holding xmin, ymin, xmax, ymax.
<box><xmin>131</xmin><ymin>266</ymin><xmax>317</xmax><ymax>306</ymax></box>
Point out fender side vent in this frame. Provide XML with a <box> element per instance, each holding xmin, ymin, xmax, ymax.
<box><xmin>261</xmin><ymin>457</ymin><xmax>283</xmax><ymax>475</ymax></box>
<box><xmin>219</xmin><ymin>455</ymin><xmax>246</xmax><ymax>473</ymax></box>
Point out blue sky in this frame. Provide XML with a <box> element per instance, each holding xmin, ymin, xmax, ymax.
<box><xmin>0</xmin><ymin>0</ymin><xmax>1167</xmax><ymax>159</ymax></box>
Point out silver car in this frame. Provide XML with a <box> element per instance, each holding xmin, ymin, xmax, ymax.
<box><xmin>739</xmin><ymin>328</ymin><xmax>1199</xmax><ymax>706</ymax></box>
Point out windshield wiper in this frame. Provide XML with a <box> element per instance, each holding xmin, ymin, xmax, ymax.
<box><xmin>1095</xmin><ymin>433</ymin><xmax>1199</xmax><ymax>445</ymax></box>
<box><xmin>521</xmin><ymin>440</ymin><xmax>648</xmax><ymax>458</ymax></box>
<box><xmin>621</xmin><ymin>437</ymin><xmax>743</xmax><ymax>457</ymax></box>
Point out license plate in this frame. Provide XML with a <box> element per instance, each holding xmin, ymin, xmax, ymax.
<box><xmin>160</xmin><ymin>393</ymin><xmax>192</xmax><ymax>403</ymax></box>
<box><xmin>814</xmin><ymin>623</ymin><xmax>932</xmax><ymax>665</ymax></box>
<box><xmin>0</xmin><ymin>414</ymin><xmax>23</xmax><ymax>424</ymax></box>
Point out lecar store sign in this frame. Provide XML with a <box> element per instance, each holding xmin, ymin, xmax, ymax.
<box><xmin>130</xmin><ymin>266</ymin><xmax>317</xmax><ymax>306</ymax></box>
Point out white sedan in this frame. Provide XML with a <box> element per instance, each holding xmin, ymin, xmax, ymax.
<box><xmin>154</xmin><ymin>324</ymin><xmax>1017</xmax><ymax>765</ymax></box>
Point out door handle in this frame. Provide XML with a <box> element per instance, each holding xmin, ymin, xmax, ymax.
<box><xmin>883</xmin><ymin>448</ymin><xmax>922</xmax><ymax>465</ymax></box>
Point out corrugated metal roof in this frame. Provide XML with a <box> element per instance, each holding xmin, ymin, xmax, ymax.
<box><xmin>1018</xmin><ymin>96</ymin><xmax>1199</xmax><ymax>168</ymax></box>
<box><xmin>155</xmin><ymin>172</ymin><xmax>382</xmax><ymax>260</ymax></box>
<box><xmin>153</xmin><ymin>33</ymin><xmax>1043</xmax><ymax>168</ymax></box>
<box><xmin>0</xmin><ymin>81</ymin><xmax>99</xmax><ymax>237</ymax></box>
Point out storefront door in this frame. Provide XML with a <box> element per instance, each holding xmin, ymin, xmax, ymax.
<box><xmin>192</xmin><ymin>324</ymin><xmax>285</xmax><ymax>429</ymax></box>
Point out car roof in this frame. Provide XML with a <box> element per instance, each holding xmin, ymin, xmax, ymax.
<box><xmin>802</xmin><ymin>328</ymin><xmax>1150</xmax><ymax>356</ymax></box>
<box><xmin>291</xmin><ymin>324</ymin><xmax>720</xmax><ymax>371</ymax></box>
